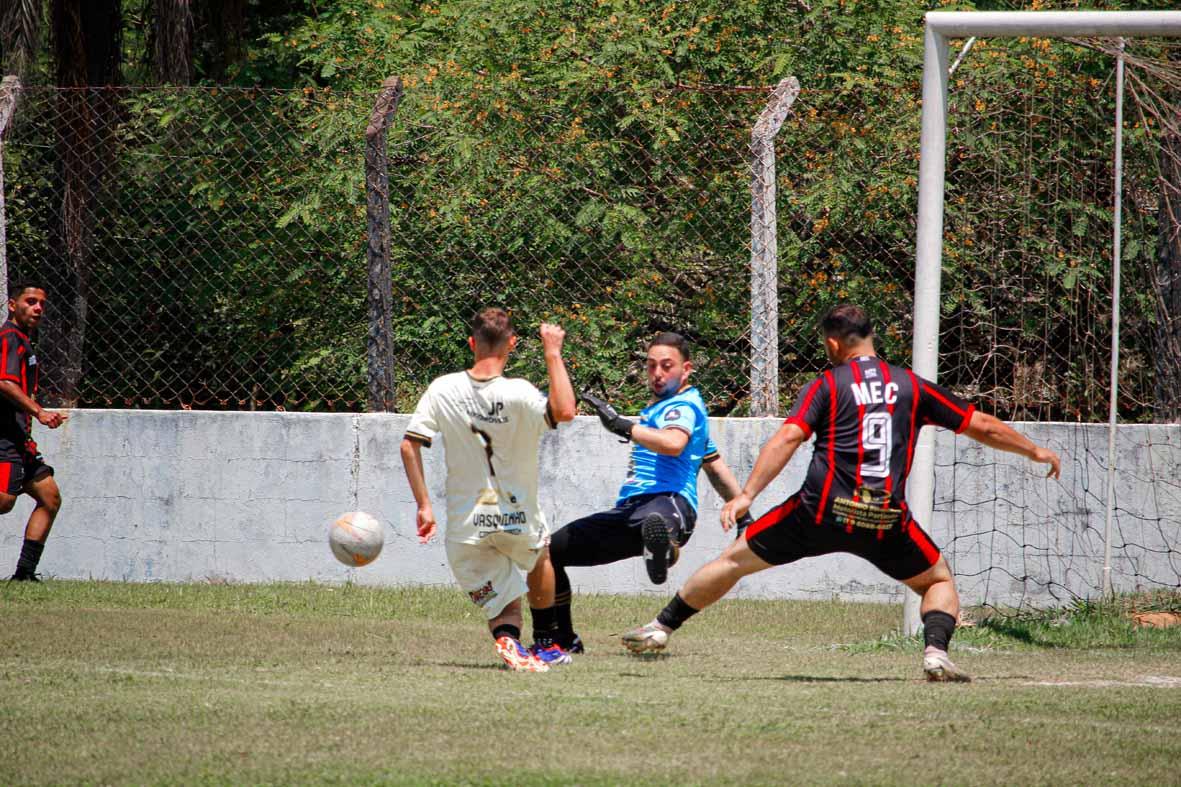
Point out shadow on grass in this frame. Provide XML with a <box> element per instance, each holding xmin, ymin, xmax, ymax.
<box><xmin>428</xmin><ymin>660</ymin><xmax>507</xmax><ymax>671</ymax></box>
<box><xmin>976</xmin><ymin>618</ymin><xmax>1047</xmax><ymax>647</ymax></box>
<box><xmin>710</xmin><ymin>673</ymin><xmax>911</xmax><ymax>684</ymax></box>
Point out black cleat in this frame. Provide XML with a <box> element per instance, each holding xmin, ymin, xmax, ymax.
<box><xmin>566</xmin><ymin>634</ymin><xmax>585</xmax><ymax>654</ymax></box>
<box><xmin>641</xmin><ymin>514</ymin><xmax>671</xmax><ymax>585</ymax></box>
<box><xmin>9</xmin><ymin>572</ymin><xmax>41</xmax><ymax>582</ymax></box>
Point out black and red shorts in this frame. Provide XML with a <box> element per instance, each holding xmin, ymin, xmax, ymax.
<box><xmin>0</xmin><ymin>447</ymin><xmax>53</xmax><ymax>496</ymax></box>
<box><xmin>744</xmin><ymin>495</ymin><xmax>941</xmax><ymax>581</ymax></box>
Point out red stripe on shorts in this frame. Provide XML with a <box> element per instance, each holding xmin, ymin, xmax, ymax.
<box><xmin>745</xmin><ymin>497</ymin><xmax>800</xmax><ymax>541</ymax></box>
<box><xmin>906</xmin><ymin>520</ymin><xmax>941</xmax><ymax>566</ymax></box>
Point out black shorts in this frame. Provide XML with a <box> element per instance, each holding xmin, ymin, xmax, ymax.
<box><xmin>744</xmin><ymin>495</ymin><xmax>941</xmax><ymax>582</ymax></box>
<box><xmin>0</xmin><ymin>451</ymin><xmax>53</xmax><ymax>496</ymax></box>
<box><xmin>550</xmin><ymin>492</ymin><xmax>697</xmax><ymax>568</ymax></box>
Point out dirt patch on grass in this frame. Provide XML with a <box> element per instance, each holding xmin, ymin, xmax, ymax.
<box><xmin>1025</xmin><ymin>675</ymin><xmax>1181</xmax><ymax>688</ymax></box>
<box><xmin>1132</xmin><ymin>612</ymin><xmax>1181</xmax><ymax>628</ymax></box>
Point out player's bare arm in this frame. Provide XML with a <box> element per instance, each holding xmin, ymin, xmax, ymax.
<box><xmin>631</xmin><ymin>424</ymin><xmax>689</xmax><ymax>456</ymax></box>
<box><xmin>701</xmin><ymin>457</ymin><xmax>749</xmax><ymax>532</ymax></box>
<box><xmin>720</xmin><ymin>422</ymin><xmax>807</xmax><ymax>529</ymax></box>
<box><xmin>399</xmin><ymin>437</ymin><xmax>437</xmax><ymax>542</ymax></box>
<box><xmin>963</xmin><ymin>411</ymin><xmax>1062</xmax><ymax>479</ymax></box>
<box><xmin>0</xmin><ymin>380</ymin><xmax>67</xmax><ymax>428</ymax></box>
<box><xmin>539</xmin><ymin>322</ymin><xmax>577</xmax><ymax>422</ymax></box>
<box><xmin>702</xmin><ymin>457</ymin><xmax>741</xmax><ymax>500</ymax></box>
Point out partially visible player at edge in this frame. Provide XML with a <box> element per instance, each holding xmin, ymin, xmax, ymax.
<box><xmin>621</xmin><ymin>304</ymin><xmax>1061</xmax><ymax>682</ymax></box>
<box><xmin>401</xmin><ymin>308</ymin><xmax>576</xmax><ymax>672</ymax></box>
<box><xmin>535</xmin><ymin>331</ymin><xmax>750</xmax><ymax>654</ymax></box>
<box><xmin>2</xmin><ymin>284</ymin><xmax>68</xmax><ymax>581</ymax></box>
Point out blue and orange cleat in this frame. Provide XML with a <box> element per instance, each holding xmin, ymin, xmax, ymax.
<box><xmin>495</xmin><ymin>636</ymin><xmax>549</xmax><ymax>672</ymax></box>
<box><xmin>530</xmin><ymin>641</ymin><xmax>573</xmax><ymax>666</ymax></box>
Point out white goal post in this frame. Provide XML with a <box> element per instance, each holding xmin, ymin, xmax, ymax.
<box><xmin>905</xmin><ymin>10</ymin><xmax>1181</xmax><ymax>634</ymax></box>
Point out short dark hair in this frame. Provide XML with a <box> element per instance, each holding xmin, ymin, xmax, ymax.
<box><xmin>470</xmin><ymin>307</ymin><xmax>514</xmax><ymax>348</ymax></box>
<box><xmin>820</xmin><ymin>304</ymin><xmax>873</xmax><ymax>341</ymax></box>
<box><xmin>8</xmin><ymin>282</ymin><xmax>44</xmax><ymax>301</ymax></box>
<box><xmin>647</xmin><ymin>331</ymin><xmax>690</xmax><ymax>362</ymax></box>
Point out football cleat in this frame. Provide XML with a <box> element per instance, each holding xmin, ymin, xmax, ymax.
<box><xmin>8</xmin><ymin>572</ymin><xmax>41</xmax><ymax>582</ymax></box>
<box><xmin>530</xmin><ymin>641</ymin><xmax>573</xmax><ymax>666</ymax></box>
<box><xmin>641</xmin><ymin>515</ymin><xmax>672</xmax><ymax>585</ymax></box>
<box><xmin>561</xmin><ymin>634</ymin><xmax>585</xmax><ymax>654</ymax></box>
<box><xmin>923</xmin><ymin>649</ymin><xmax>971</xmax><ymax>683</ymax></box>
<box><xmin>495</xmin><ymin>636</ymin><xmax>549</xmax><ymax>672</ymax></box>
<box><xmin>621</xmin><ymin>621</ymin><xmax>671</xmax><ymax>654</ymax></box>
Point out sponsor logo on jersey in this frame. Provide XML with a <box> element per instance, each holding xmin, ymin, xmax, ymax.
<box><xmin>850</xmin><ymin>380</ymin><xmax>898</xmax><ymax>406</ymax></box>
<box><xmin>469</xmin><ymin>581</ymin><xmax>498</xmax><ymax>607</ymax></box>
<box><xmin>472</xmin><ymin>511</ymin><xmax>528</xmax><ymax>531</ymax></box>
<box><xmin>469</xmin><ymin>399</ymin><xmax>509</xmax><ymax>424</ymax></box>
<box><xmin>664</xmin><ymin>408</ymin><xmax>681</xmax><ymax>421</ymax></box>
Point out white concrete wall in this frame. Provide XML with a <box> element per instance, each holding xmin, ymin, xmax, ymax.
<box><xmin>4</xmin><ymin>410</ymin><xmax>1177</xmax><ymax>607</ymax></box>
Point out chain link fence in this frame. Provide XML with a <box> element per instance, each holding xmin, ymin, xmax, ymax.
<box><xmin>3</xmin><ymin>85</ymin><xmax>370</xmax><ymax>409</ymax></box>
<box><xmin>0</xmin><ymin>40</ymin><xmax>1175</xmax><ymax>421</ymax></box>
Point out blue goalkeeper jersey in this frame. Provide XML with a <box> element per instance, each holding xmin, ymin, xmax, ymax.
<box><xmin>616</xmin><ymin>386</ymin><xmax>718</xmax><ymax>512</ymax></box>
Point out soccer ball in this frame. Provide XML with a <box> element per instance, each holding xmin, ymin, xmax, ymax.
<box><xmin>329</xmin><ymin>511</ymin><xmax>384</xmax><ymax>567</ymax></box>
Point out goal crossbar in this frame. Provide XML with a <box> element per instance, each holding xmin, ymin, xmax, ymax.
<box><xmin>906</xmin><ymin>10</ymin><xmax>1181</xmax><ymax>633</ymax></box>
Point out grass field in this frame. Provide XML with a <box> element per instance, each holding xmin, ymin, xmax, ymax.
<box><xmin>3</xmin><ymin>581</ymin><xmax>1180</xmax><ymax>785</ymax></box>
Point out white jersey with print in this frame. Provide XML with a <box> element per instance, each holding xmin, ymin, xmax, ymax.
<box><xmin>405</xmin><ymin>371</ymin><xmax>555</xmax><ymax>545</ymax></box>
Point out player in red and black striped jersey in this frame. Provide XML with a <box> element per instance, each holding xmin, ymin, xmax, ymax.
<box><xmin>1</xmin><ymin>285</ymin><xmax>69</xmax><ymax>582</ymax></box>
<box><xmin>622</xmin><ymin>304</ymin><xmax>1061</xmax><ymax>682</ymax></box>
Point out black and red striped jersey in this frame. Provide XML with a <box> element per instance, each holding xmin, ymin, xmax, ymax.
<box><xmin>784</xmin><ymin>355</ymin><xmax>975</xmax><ymax>531</ymax></box>
<box><xmin>0</xmin><ymin>320</ymin><xmax>39</xmax><ymax>449</ymax></box>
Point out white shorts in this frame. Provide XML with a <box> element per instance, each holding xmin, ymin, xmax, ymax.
<box><xmin>445</xmin><ymin>529</ymin><xmax>550</xmax><ymax>620</ymax></box>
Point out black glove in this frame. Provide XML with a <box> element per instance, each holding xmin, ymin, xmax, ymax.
<box><xmin>580</xmin><ymin>391</ymin><xmax>636</xmax><ymax>440</ymax></box>
<box><xmin>735</xmin><ymin>512</ymin><xmax>754</xmax><ymax>537</ymax></box>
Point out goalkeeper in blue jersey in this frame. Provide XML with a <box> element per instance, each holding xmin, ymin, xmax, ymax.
<box><xmin>529</xmin><ymin>332</ymin><xmax>748</xmax><ymax>654</ymax></box>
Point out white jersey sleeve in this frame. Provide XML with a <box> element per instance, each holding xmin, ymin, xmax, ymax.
<box><xmin>405</xmin><ymin>384</ymin><xmax>440</xmax><ymax>446</ymax></box>
<box><xmin>513</xmin><ymin>379</ymin><xmax>555</xmax><ymax>433</ymax></box>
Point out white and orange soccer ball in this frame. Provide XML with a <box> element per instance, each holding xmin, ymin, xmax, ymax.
<box><xmin>328</xmin><ymin>511</ymin><xmax>384</xmax><ymax>567</ymax></box>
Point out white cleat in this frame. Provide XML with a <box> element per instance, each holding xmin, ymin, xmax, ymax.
<box><xmin>621</xmin><ymin>621</ymin><xmax>671</xmax><ymax>654</ymax></box>
<box><xmin>923</xmin><ymin>649</ymin><xmax>971</xmax><ymax>683</ymax></box>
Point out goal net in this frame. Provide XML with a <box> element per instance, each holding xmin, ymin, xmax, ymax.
<box><xmin>917</xmin><ymin>13</ymin><xmax>1181</xmax><ymax>612</ymax></box>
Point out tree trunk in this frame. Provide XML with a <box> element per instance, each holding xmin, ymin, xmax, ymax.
<box><xmin>1154</xmin><ymin>127</ymin><xmax>1181</xmax><ymax>422</ymax></box>
<box><xmin>0</xmin><ymin>0</ymin><xmax>44</xmax><ymax>76</ymax></box>
<box><xmin>42</xmin><ymin>0</ymin><xmax>121</xmax><ymax>406</ymax></box>
<box><xmin>152</xmin><ymin>0</ymin><xmax>193</xmax><ymax>85</ymax></box>
<box><xmin>193</xmin><ymin>0</ymin><xmax>244</xmax><ymax>82</ymax></box>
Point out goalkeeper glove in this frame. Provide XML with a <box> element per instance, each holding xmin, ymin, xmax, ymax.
<box><xmin>580</xmin><ymin>392</ymin><xmax>636</xmax><ymax>440</ymax></box>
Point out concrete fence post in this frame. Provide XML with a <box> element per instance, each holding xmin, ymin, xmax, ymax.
<box><xmin>749</xmin><ymin>77</ymin><xmax>799</xmax><ymax>416</ymax></box>
<box><xmin>364</xmin><ymin>76</ymin><xmax>404</xmax><ymax>412</ymax></box>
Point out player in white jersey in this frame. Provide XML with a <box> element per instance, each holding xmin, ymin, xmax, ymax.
<box><xmin>401</xmin><ymin>308</ymin><xmax>576</xmax><ymax>671</ymax></box>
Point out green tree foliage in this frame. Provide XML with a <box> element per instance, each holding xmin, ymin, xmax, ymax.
<box><xmin>4</xmin><ymin>0</ymin><xmax>1175</xmax><ymax>419</ymax></box>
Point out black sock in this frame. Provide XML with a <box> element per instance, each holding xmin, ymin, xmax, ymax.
<box><xmin>553</xmin><ymin>563</ymin><xmax>576</xmax><ymax>644</ymax></box>
<box><xmin>656</xmin><ymin>593</ymin><xmax>699</xmax><ymax>631</ymax></box>
<box><xmin>922</xmin><ymin>610</ymin><xmax>957</xmax><ymax>652</ymax></box>
<box><xmin>552</xmin><ymin>593</ymin><xmax>574</xmax><ymax>646</ymax></box>
<box><xmin>15</xmin><ymin>539</ymin><xmax>45</xmax><ymax>578</ymax></box>
<box><xmin>491</xmin><ymin>623</ymin><xmax>521</xmax><ymax>642</ymax></box>
<box><xmin>531</xmin><ymin>605</ymin><xmax>558</xmax><ymax>646</ymax></box>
